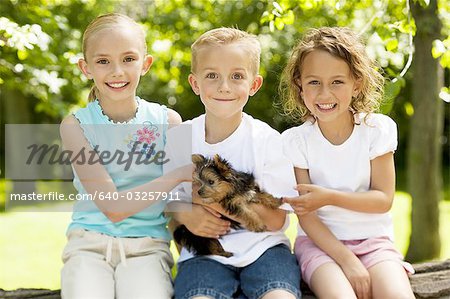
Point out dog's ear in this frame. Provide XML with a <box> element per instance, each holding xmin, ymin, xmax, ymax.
<box><xmin>213</xmin><ymin>154</ymin><xmax>233</xmax><ymax>178</ymax></box>
<box><xmin>192</xmin><ymin>154</ymin><xmax>205</xmax><ymax>166</ymax></box>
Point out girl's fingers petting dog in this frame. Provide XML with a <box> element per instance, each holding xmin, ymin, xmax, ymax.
<box><xmin>283</xmin><ymin>197</ymin><xmax>307</xmax><ymax>211</ymax></box>
<box><xmin>283</xmin><ymin>195</ymin><xmax>323</xmax><ymax>214</ymax></box>
<box><xmin>292</xmin><ymin>207</ymin><xmax>310</xmax><ymax>216</ymax></box>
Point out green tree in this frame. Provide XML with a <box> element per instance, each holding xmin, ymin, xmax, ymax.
<box><xmin>406</xmin><ymin>0</ymin><xmax>444</xmax><ymax>261</ymax></box>
<box><xmin>1</xmin><ymin>0</ymin><xmax>448</xmax><ymax>262</ymax></box>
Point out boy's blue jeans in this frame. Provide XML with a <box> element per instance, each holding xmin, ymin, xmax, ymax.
<box><xmin>174</xmin><ymin>244</ymin><xmax>301</xmax><ymax>299</ymax></box>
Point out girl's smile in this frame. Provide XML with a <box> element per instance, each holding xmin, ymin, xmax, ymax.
<box><xmin>106</xmin><ymin>81</ymin><xmax>129</xmax><ymax>89</ymax></box>
<box><xmin>316</xmin><ymin>103</ymin><xmax>338</xmax><ymax>112</ymax></box>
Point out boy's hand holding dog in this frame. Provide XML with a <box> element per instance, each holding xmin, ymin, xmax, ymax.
<box><xmin>192</xmin><ymin>177</ymin><xmax>281</xmax><ymax>231</ymax></box>
<box><xmin>174</xmin><ymin>154</ymin><xmax>286</xmax><ymax>257</ymax></box>
<box><xmin>191</xmin><ymin>182</ymin><xmax>232</xmax><ymax>237</ymax></box>
<box><xmin>192</xmin><ymin>181</ymin><xmax>242</xmax><ymax>225</ymax></box>
<box><xmin>174</xmin><ymin>204</ymin><xmax>231</xmax><ymax>239</ymax></box>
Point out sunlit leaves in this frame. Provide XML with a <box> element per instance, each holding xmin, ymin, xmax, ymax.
<box><xmin>386</xmin><ymin>38</ymin><xmax>399</xmax><ymax>51</ymax></box>
<box><xmin>2</xmin><ymin>0</ymin><xmax>448</xmax><ymax>126</ymax></box>
<box><xmin>417</xmin><ymin>0</ymin><xmax>430</xmax><ymax>8</ymax></box>
<box><xmin>404</xmin><ymin>102</ymin><xmax>414</xmax><ymax>116</ymax></box>
<box><xmin>384</xmin><ymin>77</ymin><xmax>406</xmax><ymax>110</ymax></box>
<box><xmin>260</xmin><ymin>1</ymin><xmax>295</xmax><ymax>32</ymax></box>
<box><xmin>439</xmin><ymin>87</ymin><xmax>450</xmax><ymax>103</ymax></box>
<box><xmin>0</xmin><ymin>0</ymin><xmax>117</xmax><ymax>119</ymax></box>
<box><xmin>432</xmin><ymin>38</ymin><xmax>450</xmax><ymax>68</ymax></box>
<box><xmin>0</xmin><ymin>17</ymin><xmax>51</xmax><ymax>52</ymax></box>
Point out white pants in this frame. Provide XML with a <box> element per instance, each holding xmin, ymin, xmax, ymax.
<box><xmin>61</xmin><ymin>229</ymin><xmax>173</xmax><ymax>299</ymax></box>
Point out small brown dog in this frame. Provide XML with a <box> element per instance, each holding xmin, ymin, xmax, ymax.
<box><xmin>173</xmin><ymin>154</ymin><xmax>282</xmax><ymax>257</ymax></box>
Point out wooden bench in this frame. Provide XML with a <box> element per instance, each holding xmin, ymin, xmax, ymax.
<box><xmin>1</xmin><ymin>260</ymin><xmax>449</xmax><ymax>299</ymax></box>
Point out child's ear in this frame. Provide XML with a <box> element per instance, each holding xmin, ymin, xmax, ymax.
<box><xmin>295</xmin><ymin>78</ymin><xmax>303</xmax><ymax>97</ymax></box>
<box><xmin>249</xmin><ymin>75</ymin><xmax>263</xmax><ymax>96</ymax></box>
<box><xmin>188</xmin><ymin>73</ymin><xmax>200</xmax><ymax>95</ymax></box>
<box><xmin>78</xmin><ymin>58</ymin><xmax>93</xmax><ymax>80</ymax></box>
<box><xmin>141</xmin><ymin>55</ymin><xmax>153</xmax><ymax>76</ymax></box>
<box><xmin>353</xmin><ymin>78</ymin><xmax>362</xmax><ymax>97</ymax></box>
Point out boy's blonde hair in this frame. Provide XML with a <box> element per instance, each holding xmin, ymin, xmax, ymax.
<box><xmin>81</xmin><ymin>13</ymin><xmax>147</xmax><ymax>101</ymax></box>
<box><xmin>280</xmin><ymin>27</ymin><xmax>385</xmax><ymax>122</ymax></box>
<box><xmin>191</xmin><ymin>27</ymin><xmax>261</xmax><ymax>75</ymax></box>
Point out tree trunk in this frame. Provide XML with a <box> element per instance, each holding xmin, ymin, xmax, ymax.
<box><xmin>406</xmin><ymin>0</ymin><xmax>444</xmax><ymax>262</ymax></box>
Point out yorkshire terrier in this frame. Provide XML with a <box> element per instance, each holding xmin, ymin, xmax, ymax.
<box><xmin>173</xmin><ymin>154</ymin><xmax>282</xmax><ymax>257</ymax></box>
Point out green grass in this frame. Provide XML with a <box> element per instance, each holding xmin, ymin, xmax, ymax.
<box><xmin>0</xmin><ymin>192</ymin><xmax>449</xmax><ymax>290</ymax></box>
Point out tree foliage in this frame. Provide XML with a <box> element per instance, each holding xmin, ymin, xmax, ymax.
<box><xmin>0</xmin><ymin>0</ymin><xmax>449</xmax><ymax>261</ymax></box>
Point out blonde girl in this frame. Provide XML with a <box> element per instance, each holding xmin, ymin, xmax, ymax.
<box><xmin>281</xmin><ymin>27</ymin><xmax>415</xmax><ymax>299</ymax></box>
<box><xmin>60</xmin><ymin>13</ymin><xmax>191</xmax><ymax>298</ymax></box>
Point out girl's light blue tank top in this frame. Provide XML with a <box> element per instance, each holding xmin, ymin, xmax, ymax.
<box><xmin>67</xmin><ymin>97</ymin><xmax>171</xmax><ymax>240</ymax></box>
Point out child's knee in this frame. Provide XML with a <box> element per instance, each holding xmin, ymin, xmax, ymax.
<box><xmin>375</xmin><ymin>289</ymin><xmax>415</xmax><ymax>299</ymax></box>
<box><xmin>261</xmin><ymin>289</ymin><xmax>297</xmax><ymax>299</ymax></box>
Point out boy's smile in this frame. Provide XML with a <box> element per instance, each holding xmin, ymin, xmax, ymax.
<box><xmin>188</xmin><ymin>43</ymin><xmax>262</xmax><ymax>123</ymax></box>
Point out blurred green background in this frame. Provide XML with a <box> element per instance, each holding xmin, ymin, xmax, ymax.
<box><xmin>1</xmin><ymin>0</ymin><xmax>449</xmax><ymax>290</ymax></box>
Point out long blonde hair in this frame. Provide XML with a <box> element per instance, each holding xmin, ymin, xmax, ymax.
<box><xmin>81</xmin><ymin>13</ymin><xmax>147</xmax><ymax>101</ymax></box>
<box><xmin>280</xmin><ymin>27</ymin><xmax>385</xmax><ymax>123</ymax></box>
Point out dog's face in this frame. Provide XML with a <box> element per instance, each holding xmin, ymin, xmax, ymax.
<box><xmin>192</xmin><ymin>154</ymin><xmax>236</xmax><ymax>202</ymax></box>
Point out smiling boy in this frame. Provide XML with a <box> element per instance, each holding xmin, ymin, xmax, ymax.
<box><xmin>165</xmin><ymin>28</ymin><xmax>301</xmax><ymax>299</ymax></box>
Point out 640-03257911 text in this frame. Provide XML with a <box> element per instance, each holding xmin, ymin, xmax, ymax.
<box><xmin>9</xmin><ymin>191</ymin><xmax>181</xmax><ymax>202</ymax></box>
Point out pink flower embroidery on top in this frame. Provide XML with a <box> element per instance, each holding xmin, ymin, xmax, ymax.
<box><xmin>125</xmin><ymin>122</ymin><xmax>161</xmax><ymax>159</ymax></box>
<box><xmin>137</xmin><ymin>127</ymin><xmax>158</xmax><ymax>144</ymax></box>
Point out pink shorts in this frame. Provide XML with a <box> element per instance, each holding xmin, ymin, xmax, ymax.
<box><xmin>294</xmin><ymin>236</ymin><xmax>415</xmax><ymax>286</ymax></box>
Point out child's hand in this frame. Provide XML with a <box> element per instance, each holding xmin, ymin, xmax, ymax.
<box><xmin>282</xmin><ymin>184</ymin><xmax>331</xmax><ymax>215</ymax></box>
<box><xmin>176</xmin><ymin>163</ymin><xmax>195</xmax><ymax>182</ymax></box>
<box><xmin>341</xmin><ymin>258</ymin><xmax>372</xmax><ymax>299</ymax></box>
<box><xmin>181</xmin><ymin>204</ymin><xmax>230</xmax><ymax>239</ymax></box>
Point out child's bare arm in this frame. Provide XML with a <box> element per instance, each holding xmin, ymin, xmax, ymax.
<box><xmin>192</xmin><ymin>192</ymin><xmax>286</xmax><ymax>232</ymax></box>
<box><xmin>167</xmin><ymin>108</ymin><xmax>182</xmax><ymax>128</ymax></box>
<box><xmin>293</xmin><ymin>167</ymin><xmax>371</xmax><ymax>298</ymax></box>
<box><xmin>60</xmin><ymin>115</ymin><xmax>192</xmax><ymax>222</ymax></box>
<box><xmin>251</xmin><ymin>204</ymin><xmax>287</xmax><ymax>231</ymax></box>
<box><xmin>284</xmin><ymin>154</ymin><xmax>395</xmax><ymax>214</ymax></box>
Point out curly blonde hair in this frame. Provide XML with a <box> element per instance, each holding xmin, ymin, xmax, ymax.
<box><xmin>191</xmin><ymin>27</ymin><xmax>261</xmax><ymax>75</ymax></box>
<box><xmin>280</xmin><ymin>27</ymin><xmax>384</xmax><ymax>123</ymax></box>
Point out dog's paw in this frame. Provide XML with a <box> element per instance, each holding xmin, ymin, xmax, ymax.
<box><xmin>219</xmin><ymin>251</ymin><xmax>234</xmax><ymax>258</ymax></box>
<box><xmin>246</xmin><ymin>222</ymin><xmax>267</xmax><ymax>232</ymax></box>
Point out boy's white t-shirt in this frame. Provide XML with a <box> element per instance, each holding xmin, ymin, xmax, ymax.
<box><xmin>165</xmin><ymin>113</ymin><xmax>297</xmax><ymax>267</ymax></box>
<box><xmin>282</xmin><ymin>113</ymin><xmax>397</xmax><ymax>241</ymax></box>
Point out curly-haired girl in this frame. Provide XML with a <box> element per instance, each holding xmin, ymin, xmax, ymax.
<box><xmin>281</xmin><ymin>27</ymin><xmax>415</xmax><ymax>299</ymax></box>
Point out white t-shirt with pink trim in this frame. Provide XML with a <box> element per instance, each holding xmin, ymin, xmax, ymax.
<box><xmin>282</xmin><ymin>113</ymin><xmax>398</xmax><ymax>241</ymax></box>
